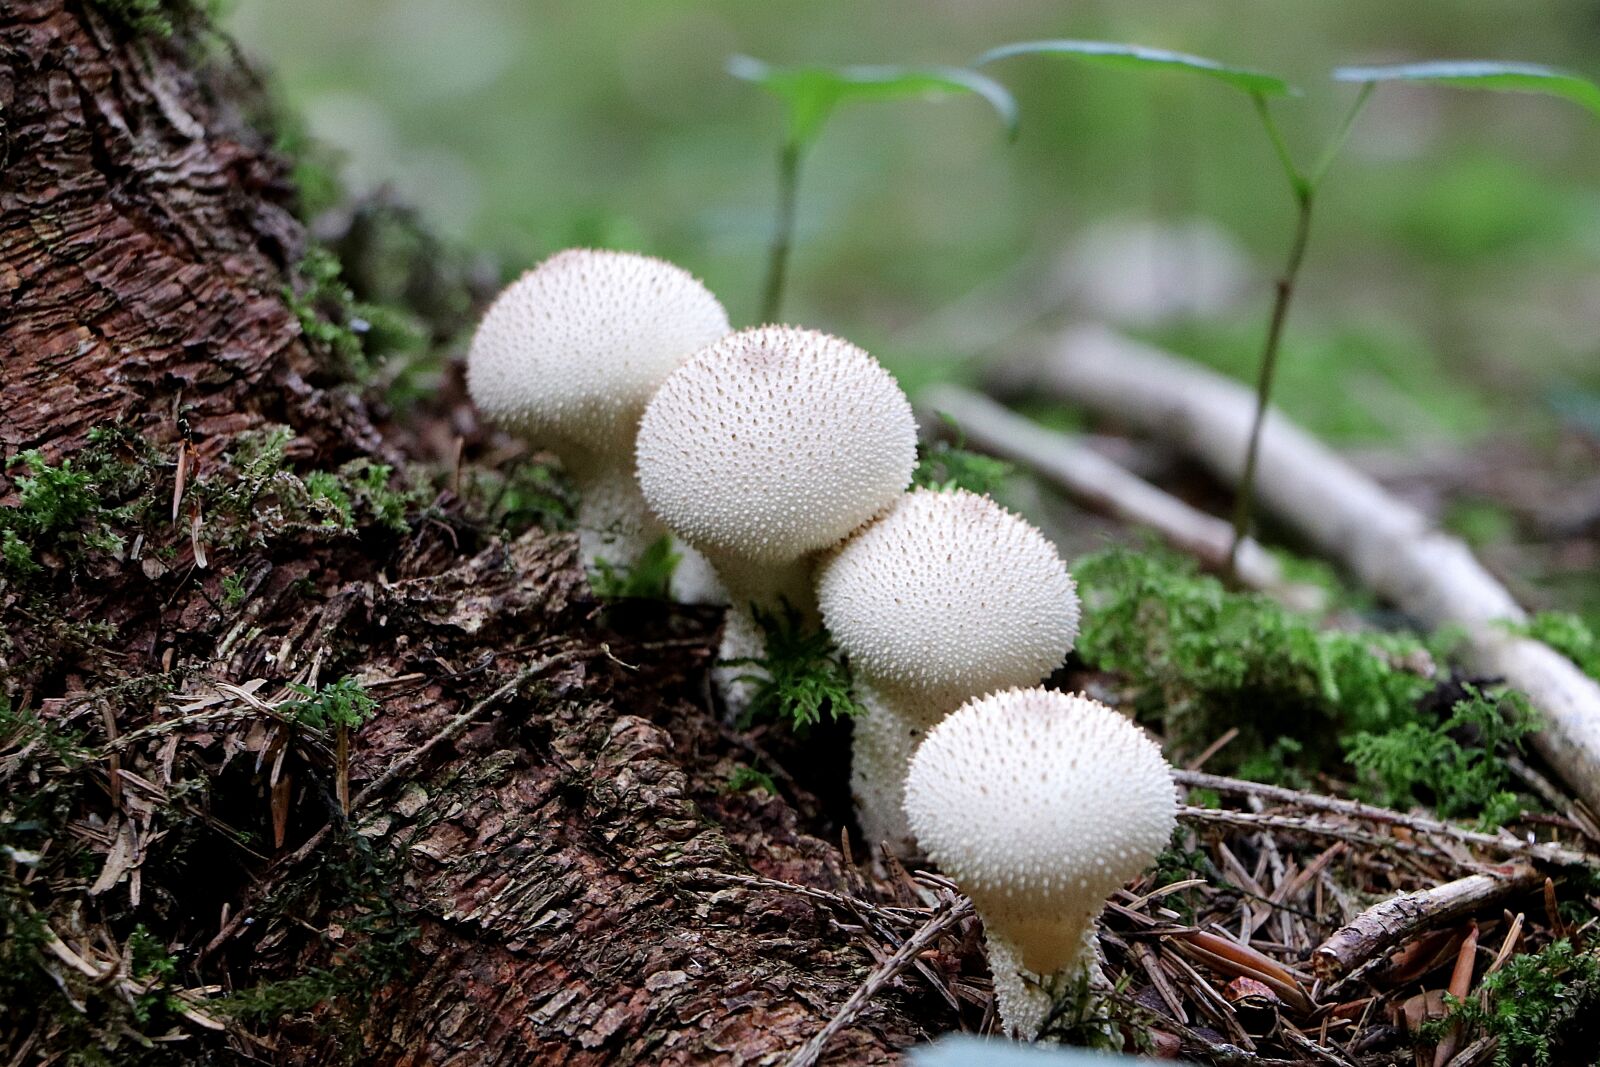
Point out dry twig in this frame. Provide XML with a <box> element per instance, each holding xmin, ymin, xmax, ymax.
<box><xmin>1313</xmin><ymin>868</ymin><xmax>1543</xmax><ymax>982</ymax></box>
<box><xmin>1175</xmin><ymin>770</ymin><xmax>1600</xmax><ymax>870</ymax></box>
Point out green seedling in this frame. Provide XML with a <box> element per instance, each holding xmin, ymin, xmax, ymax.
<box><xmin>728</xmin><ymin>55</ymin><xmax>1016</xmax><ymax>322</ymax></box>
<box><xmin>978</xmin><ymin>41</ymin><xmax>1355</xmax><ymax>580</ymax></box>
<box><xmin>980</xmin><ymin>44</ymin><xmax>1600</xmax><ymax>578</ymax></box>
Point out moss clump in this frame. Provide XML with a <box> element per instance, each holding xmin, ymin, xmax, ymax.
<box><xmin>217</xmin><ymin>823</ymin><xmax>420</xmax><ymax>1057</ymax></box>
<box><xmin>1076</xmin><ymin>546</ymin><xmax>1436</xmax><ymax>758</ymax></box>
<box><xmin>728</xmin><ymin>601</ymin><xmax>863</xmax><ymax>734</ymax></box>
<box><xmin>196</xmin><ymin>426</ymin><xmax>429</xmax><ymax>547</ymax></box>
<box><xmin>1519</xmin><ymin>611</ymin><xmax>1600</xmax><ymax>681</ymax></box>
<box><xmin>912</xmin><ymin>417</ymin><xmax>1013</xmax><ymax>497</ymax></box>
<box><xmin>282</xmin><ymin>675</ymin><xmax>378</xmax><ymax>733</ymax></box>
<box><xmin>1346</xmin><ymin>685</ymin><xmax>1535</xmax><ymax>826</ymax></box>
<box><xmin>1</xmin><ymin>425</ymin><xmax>164</xmax><ymax>583</ymax></box>
<box><xmin>1434</xmin><ymin>939</ymin><xmax>1600</xmax><ymax>1066</ymax></box>
<box><xmin>285</xmin><ymin>246</ymin><xmax>425</xmax><ymax>385</ymax></box>
<box><xmin>88</xmin><ymin>0</ymin><xmax>227</xmax><ymax>38</ymax></box>
<box><xmin>1076</xmin><ymin>547</ymin><xmax>1535</xmax><ymax>825</ymax></box>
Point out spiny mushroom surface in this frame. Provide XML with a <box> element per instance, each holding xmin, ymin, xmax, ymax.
<box><xmin>904</xmin><ymin>687</ymin><xmax>1175</xmax><ymax>1039</ymax></box>
<box><xmin>816</xmin><ymin>488</ymin><xmax>1079</xmax><ymax>853</ymax></box>
<box><xmin>636</xmin><ymin>325</ymin><xmax>917</xmax><ymax>713</ymax></box>
<box><xmin>466</xmin><ymin>248</ymin><xmax>730</xmax><ymax>600</ymax></box>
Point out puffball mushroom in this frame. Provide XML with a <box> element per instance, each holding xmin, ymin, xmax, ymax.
<box><xmin>635</xmin><ymin>325</ymin><xmax>917</xmax><ymax>714</ymax></box>
<box><xmin>904</xmin><ymin>688</ymin><xmax>1176</xmax><ymax>1040</ymax></box>
<box><xmin>815</xmin><ymin>488</ymin><xmax>1079</xmax><ymax>854</ymax></box>
<box><xmin>465</xmin><ymin>248</ymin><xmax>731</xmax><ymax>602</ymax></box>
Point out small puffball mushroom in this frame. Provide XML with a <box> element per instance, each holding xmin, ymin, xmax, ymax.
<box><xmin>815</xmin><ymin>488</ymin><xmax>1079</xmax><ymax>854</ymax></box>
<box><xmin>466</xmin><ymin>248</ymin><xmax>731</xmax><ymax>602</ymax></box>
<box><xmin>636</xmin><ymin>325</ymin><xmax>917</xmax><ymax>714</ymax></box>
<box><xmin>904</xmin><ymin>688</ymin><xmax>1176</xmax><ymax>1040</ymax></box>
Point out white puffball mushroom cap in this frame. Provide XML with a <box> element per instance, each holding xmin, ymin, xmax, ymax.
<box><xmin>466</xmin><ymin>248</ymin><xmax>730</xmax><ymax>454</ymax></box>
<box><xmin>817</xmin><ymin>488</ymin><xmax>1079</xmax><ymax>708</ymax></box>
<box><xmin>636</xmin><ymin>326</ymin><xmax>917</xmax><ymax>563</ymax></box>
<box><xmin>905</xmin><ymin>687</ymin><xmax>1175</xmax><ymax>975</ymax></box>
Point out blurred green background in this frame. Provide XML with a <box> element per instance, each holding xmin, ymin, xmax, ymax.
<box><xmin>232</xmin><ymin>0</ymin><xmax>1599</xmax><ymax>608</ymax></box>
<box><xmin>234</xmin><ymin>0</ymin><xmax>1598</xmax><ymax>442</ymax></box>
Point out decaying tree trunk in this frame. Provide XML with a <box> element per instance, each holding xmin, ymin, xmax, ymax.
<box><xmin>0</xmin><ymin>3</ymin><xmax>946</xmax><ymax>1062</ymax></box>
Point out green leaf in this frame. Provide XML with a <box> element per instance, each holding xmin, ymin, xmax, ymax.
<box><xmin>727</xmin><ymin>54</ymin><xmax>1018</xmax><ymax>147</ymax></box>
<box><xmin>1334</xmin><ymin>61</ymin><xmax>1600</xmax><ymax>119</ymax></box>
<box><xmin>977</xmin><ymin>40</ymin><xmax>1296</xmax><ymax>98</ymax></box>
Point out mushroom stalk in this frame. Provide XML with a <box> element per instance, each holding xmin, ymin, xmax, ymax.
<box><xmin>844</xmin><ymin>683</ymin><xmax>925</xmax><ymax>855</ymax></box>
<box><xmin>563</xmin><ymin>450</ymin><xmax>723</xmax><ymax>604</ymax></box>
<box><xmin>707</xmin><ymin>551</ymin><xmax>821</xmax><ymax>711</ymax></box>
<box><xmin>984</xmin><ymin>926</ymin><xmax>1116</xmax><ymax>1043</ymax></box>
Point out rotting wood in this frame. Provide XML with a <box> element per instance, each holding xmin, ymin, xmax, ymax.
<box><xmin>0</xmin><ymin>3</ymin><xmax>953</xmax><ymax>1061</ymax></box>
<box><xmin>784</xmin><ymin>889</ymin><xmax>975</xmax><ymax>1067</ymax></box>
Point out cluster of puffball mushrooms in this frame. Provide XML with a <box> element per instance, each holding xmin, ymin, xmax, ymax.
<box><xmin>467</xmin><ymin>249</ymin><xmax>1177</xmax><ymax>1041</ymax></box>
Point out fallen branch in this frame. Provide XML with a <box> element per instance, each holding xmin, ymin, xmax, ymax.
<box><xmin>920</xmin><ymin>384</ymin><xmax>1321</xmax><ymax>609</ymax></box>
<box><xmin>1312</xmin><ymin>868</ymin><xmax>1543</xmax><ymax>982</ymax></box>
<box><xmin>1175</xmin><ymin>769</ymin><xmax>1600</xmax><ymax>870</ymax></box>
<box><xmin>782</xmin><ymin>892</ymin><xmax>974</xmax><ymax>1067</ymax></box>
<box><xmin>1178</xmin><ymin>806</ymin><xmax>1476</xmax><ymax>872</ymax></box>
<box><xmin>1006</xmin><ymin>326</ymin><xmax>1600</xmax><ymax>816</ymax></box>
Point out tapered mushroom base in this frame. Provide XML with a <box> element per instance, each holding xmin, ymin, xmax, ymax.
<box><xmin>984</xmin><ymin>926</ymin><xmax>1115</xmax><ymax>1044</ymax></box>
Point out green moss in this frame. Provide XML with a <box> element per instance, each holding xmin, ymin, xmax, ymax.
<box><xmin>285</xmin><ymin>246</ymin><xmax>426</xmax><ymax>386</ymax></box>
<box><xmin>458</xmin><ymin>460</ymin><xmax>574</xmax><ymax>537</ymax></box>
<box><xmin>1346</xmin><ymin>686</ymin><xmax>1535</xmax><ymax>826</ymax></box>
<box><xmin>281</xmin><ymin>675</ymin><xmax>378</xmax><ymax>732</ymax></box>
<box><xmin>727</xmin><ymin>601</ymin><xmax>863</xmax><ymax>734</ymax></box>
<box><xmin>1</xmin><ymin>426</ymin><xmax>164</xmax><ymax>582</ymax></box>
<box><xmin>1518</xmin><ymin>611</ymin><xmax>1600</xmax><ymax>681</ymax></box>
<box><xmin>88</xmin><ymin>0</ymin><xmax>227</xmax><ymax>38</ymax></box>
<box><xmin>218</xmin><ymin>828</ymin><xmax>419</xmax><ymax>1056</ymax></box>
<box><xmin>1077</xmin><ymin>547</ymin><xmax>1538</xmax><ymax>824</ymax></box>
<box><xmin>724</xmin><ymin>765</ymin><xmax>778</xmax><ymax>795</ymax></box>
<box><xmin>1076</xmin><ymin>546</ymin><xmax>1436</xmax><ymax>760</ymax></box>
<box><xmin>1435</xmin><ymin>939</ymin><xmax>1600</xmax><ymax>1067</ymax></box>
<box><xmin>912</xmin><ymin>426</ymin><xmax>1014</xmax><ymax>498</ymax></box>
<box><xmin>0</xmin><ymin>703</ymin><xmax>192</xmax><ymax>1062</ymax></box>
<box><xmin>199</xmin><ymin>429</ymin><xmax>428</xmax><ymax>546</ymax></box>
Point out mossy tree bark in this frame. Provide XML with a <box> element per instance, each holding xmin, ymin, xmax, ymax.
<box><xmin>0</xmin><ymin>3</ymin><xmax>949</xmax><ymax>1062</ymax></box>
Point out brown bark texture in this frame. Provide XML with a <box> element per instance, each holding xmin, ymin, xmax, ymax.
<box><xmin>0</xmin><ymin>3</ymin><xmax>948</xmax><ymax>1063</ymax></box>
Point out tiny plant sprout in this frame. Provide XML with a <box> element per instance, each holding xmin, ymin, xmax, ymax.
<box><xmin>977</xmin><ymin>41</ymin><xmax>1337</xmax><ymax>577</ymax></box>
<box><xmin>635</xmin><ymin>325</ymin><xmax>917</xmax><ymax>715</ymax></box>
<box><xmin>815</xmin><ymin>488</ymin><xmax>1079</xmax><ymax>854</ymax></box>
<box><xmin>466</xmin><ymin>248</ymin><xmax>731</xmax><ymax>601</ymax></box>
<box><xmin>727</xmin><ymin>55</ymin><xmax>1016</xmax><ymax>322</ymax></box>
<box><xmin>904</xmin><ymin>688</ymin><xmax>1176</xmax><ymax>1041</ymax></box>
